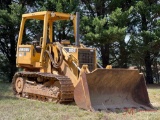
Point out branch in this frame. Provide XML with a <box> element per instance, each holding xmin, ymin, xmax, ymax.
<box><xmin>81</xmin><ymin>0</ymin><xmax>95</xmax><ymax>17</ymax></box>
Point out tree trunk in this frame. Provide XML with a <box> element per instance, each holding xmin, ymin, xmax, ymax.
<box><xmin>119</xmin><ymin>41</ymin><xmax>128</xmax><ymax>68</ymax></box>
<box><xmin>144</xmin><ymin>51</ymin><xmax>153</xmax><ymax>84</ymax></box>
<box><xmin>8</xmin><ymin>33</ymin><xmax>17</xmax><ymax>82</ymax></box>
<box><xmin>9</xmin><ymin>62</ymin><xmax>17</xmax><ymax>83</ymax></box>
<box><xmin>100</xmin><ymin>43</ymin><xmax>109</xmax><ymax>68</ymax></box>
<box><xmin>141</xmin><ymin>13</ymin><xmax>153</xmax><ymax>84</ymax></box>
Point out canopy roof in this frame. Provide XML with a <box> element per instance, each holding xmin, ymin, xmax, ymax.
<box><xmin>22</xmin><ymin>11</ymin><xmax>75</xmax><ymax>21</ymax></box>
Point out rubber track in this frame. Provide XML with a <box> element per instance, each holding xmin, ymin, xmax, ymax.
<box><xmin>12</xmin><ymin>71</ymin><xmax>74</xmax><ymax>103</ymax></box>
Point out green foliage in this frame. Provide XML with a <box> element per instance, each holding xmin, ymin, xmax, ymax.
<box><xmin>0</xmin><ymin>54</ymin><xmax>10</xmax><ymax>81</ymax></box>
<box><xmin>80</xmin><ymin>3</ymin><xmax>129</xmax><ymax>67</ymax></box>
<box><xmin>127</xmin><ymin>1</ymin><xmax>160</xmax><ymax>83</ymax></box>
<box><xmin>0</xmin><ymin>0</ymin><xmax>160</xmax><ymax>83</ymax></box>
<box><xmin>81</xmin><ymin>15</ymin><xmax>127</xmax><ymax>45</ymax></box>
<box><xmin>0</xmin><ymin>2</ymin><xmax>26</xmax><ymax>82</ymax></box>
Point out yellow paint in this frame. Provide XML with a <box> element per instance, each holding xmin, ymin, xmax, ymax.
<box><xmin>106</xmin><ymin>65</ymin><xmax>112</xmax><ymax>69</ymax></box>
<box><xmin>16</xmin><ymin>11</ymin><xmax>97</xmax><ymax>87</ymax></box>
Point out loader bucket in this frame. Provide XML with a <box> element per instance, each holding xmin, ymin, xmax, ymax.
<box><xmin>74</xmin><ymin>69</ymin><xmax>153</xmax><ymax>112</ymax></box>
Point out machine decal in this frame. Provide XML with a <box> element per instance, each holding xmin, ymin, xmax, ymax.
<box><xmin>19</xmin><ymin>47</ymin><xmax>30</xmax><ymax>52</ymax></box>
<box><xmin>69</xmin><ymin>48</ymin><xmax>76</xmax><ymax>52</ymax></box>
<box><xmin>64</xmin><ymin>48</ymin><xmax>76</xmax><ymax>53</ymax></box>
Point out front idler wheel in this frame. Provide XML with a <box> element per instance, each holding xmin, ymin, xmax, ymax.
<box><xmin>15</xmin><ymin>77</ymin><xmax>25</xmax><ymax>94</ymax></box>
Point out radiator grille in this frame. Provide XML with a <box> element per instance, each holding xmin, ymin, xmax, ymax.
<box><xmin>78</xmin><ymin>49</ymin><xmax>95</xmax><ymax>71</ymax></box>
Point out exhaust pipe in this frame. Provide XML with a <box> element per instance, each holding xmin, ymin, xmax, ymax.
<box><xmin>75</xmin><ymin>12</ymin><xmax>80</xmax><ymax>47</ymax></box>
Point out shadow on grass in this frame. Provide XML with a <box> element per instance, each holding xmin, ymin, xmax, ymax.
<box><xmin>63</xmin><ymin>101</ymin><xmax>76</xmax><ymax>106</ymax></box>
<box><xmin>153</xmin><ymin>106</ymin><xmax>160</xmax><ymax>110</ymax></box>
<box><xmin>0</xmin><ymin>95</ymin><xmax>18</xmax><ymax>100</ymax></box>
<box><xmin>0</xmin><ymin>81</ymin><xmax>18</xmax><ymax>101</ymax></box>
<box><xmin>0</xmin><ymin>81</ymin><xmax>11</xmax><ymax>90</ymax></box>
<box><xmin>147</xmin><ymin>84</ymin><xmax>160</xmax><ymax>89</ymax></box>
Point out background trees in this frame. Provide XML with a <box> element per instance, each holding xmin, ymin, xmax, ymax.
<box><xmin>127</xmin><ymin>1</ymin><xmax>160</xmax><ymax>83</ymax></box>
<box><xmin>0</xmin><ymin>2</ymin><xmax>26</xmax><ymax>82</ymax></box>
<box><xmin>0</xmin><ymin>0</ymin><xmax>160</xmax><ymax>84</ymax></box>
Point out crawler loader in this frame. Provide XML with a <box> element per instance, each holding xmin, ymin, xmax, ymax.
<box><xmin>13</xmin><ymin>11</ymin><xmax>153</xmax><ymax>112</ymax></box>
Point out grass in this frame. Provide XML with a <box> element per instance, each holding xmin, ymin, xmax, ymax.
<box><xmin>0</xmin><ymin>82</ymin><xmax>160</xmax><ymax>120</ymax></box>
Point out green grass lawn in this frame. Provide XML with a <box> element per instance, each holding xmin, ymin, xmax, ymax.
<box><xmin>0</xmin><ymin>82</ymin><xmax>160</xmax><ymax>120</ymax></box>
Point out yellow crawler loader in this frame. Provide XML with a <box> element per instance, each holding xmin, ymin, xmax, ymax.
<box><xmin>13</xmin><ymin>11</ymin><xmax>153</xmax><ymax>112</ymax></box>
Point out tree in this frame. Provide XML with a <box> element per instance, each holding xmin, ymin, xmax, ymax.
<box><xmin>0</xmin><ymin>54</ymin><xmax>10</xmax><ymax>81</ymax></box>
<box><xmin>0</xmin><ymin>3</ymin><xmax>24</xmax><ymax>82</ymax></box>
<box><xmin>128</xmin><ymin>0</ymin><xmax>160</xmax><ymax>84</ymax></box>
<box><xmin>0</xmin><ymin>0</ymin><xmax>160</xmax><ymax>84</ymax></box>
<box><xmin>80</xmin><ymin>1</ymin><xmax>131</xmax><ymax>68</ymax></box>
